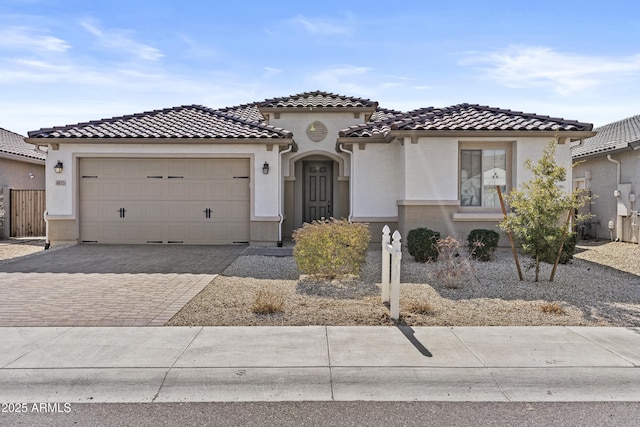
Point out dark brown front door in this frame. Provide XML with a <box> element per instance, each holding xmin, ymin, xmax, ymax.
<box><xmin>303</xmin><ymin>161</ymin><xmax>332</xmax><ymax>223</ymax></box>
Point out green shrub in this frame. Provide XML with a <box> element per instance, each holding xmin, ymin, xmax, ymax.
<box><xmin>407</xmin><ymin>228</ymin><xmax>440</xmax><ymax>262</ymax></box>
<box><xmin>467</xmin><ymin>229</ymin><xmax>500</xmax><ymax>261</ymax></box>
<box><xmin>540</xmin><ymin>232</ymin><xmax>577</xmax><ymax>265</ymax></box>
<box><xmin>292</xmin><ymin>218</ymin><xmax>371</xmax><ymax>279</ymax></box>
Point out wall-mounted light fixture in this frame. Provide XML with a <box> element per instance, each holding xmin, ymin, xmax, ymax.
<box><xmin>262</xmin><ymin>162</ymin><xmax>270</xmax><ymax>174</ymax></box>
<box><xmin>54</xmin><ymin>161</ymin><xmax>63</xmax><ymax>173</ymax></box>
<box><xmin>28</xmin><ymin>172</ymin><xmax>35</xmax><ymax>180</ymax></box>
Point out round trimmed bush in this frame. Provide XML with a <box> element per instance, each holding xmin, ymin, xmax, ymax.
<box><xmin>407</xmin><ymin>228</ymin><xmax>440</xmax><ymax>262</ymax></box>
<box><xmin>467</xmin><ymin>229</ymin><xmax>500</xmax><ymax>261</ymax></box>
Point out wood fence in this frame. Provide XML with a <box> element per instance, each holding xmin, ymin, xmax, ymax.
<box><xmin>10</xmin><ymin>190</ymin><xmax>46</xmax><ymax>237</ymax></box>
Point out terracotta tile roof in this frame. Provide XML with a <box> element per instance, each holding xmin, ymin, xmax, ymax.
<box><xmin>259</xmin><ymin>90</ymin><xmax>378</xmax><ymax>109</ymax></box>
<box><xmin>370</xmin><ymin>107</ymin><xmax>403</xmax><ymax>121</ymax></box>
<box><xmin>25</xmin><ymin>93</ymin><xmax>593</xmax><ymax>144</ymax></box>
<box><xmin>572</xmin><ymin>114</ymin><xmax>640</xmax><ymax>158</ymax></box>
<box><xmin>0</xmin><ymin>127</ymin><xmax>45</xmax><ymax>161</ymax></box>
<box><xmin>341</xmin><ymin>104</ymin><xmax>593</xmax><ymax>137</ymax></box>
<box><xmin>339</xmin><ymin>108</ymin><xmax>410</xmax><ymax>138</ymax></box>
<box><xmin>28</xmin><ymin>105</ymin><xmax>293</xmax><ymax>140</ymax></box>
<box><xmin>217</xmin><ymin>103</ymin><xmax>264</xmax><ymax>123</ymax></box>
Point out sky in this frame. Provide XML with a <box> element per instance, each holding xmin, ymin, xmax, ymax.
<box><xmin>1</xmin><ymin>0</ymin><xmax>639</xmax><ymax>136</ymax></box>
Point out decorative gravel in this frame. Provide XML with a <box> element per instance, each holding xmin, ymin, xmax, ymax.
<box><xmin>168</xmin><ymin>241</ymin><xmax>640</xmax><ymax>327</ymax></box>
<box><xmin>0</xmin><ymin>239</ymin><xmax>45</xmax><ymax>263</ymax></box>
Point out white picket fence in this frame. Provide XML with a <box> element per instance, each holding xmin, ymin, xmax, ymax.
<box><xmin>381</xmin><ymin>225</ymin><xmax>402</xmax><ymax>320</ymax></box>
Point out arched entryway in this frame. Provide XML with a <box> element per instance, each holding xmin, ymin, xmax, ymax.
<box><xmin>282</xmin><ymin>151</ymin><xmax>349</xmax><ymax>239</ymax></box>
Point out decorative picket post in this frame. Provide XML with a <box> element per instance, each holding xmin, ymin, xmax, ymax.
<box><xmin>381</xmin><ymin>226</ymin><xmax>402</xmax><ymax>320</ymax></box>
<box><xmin>381</xmin><ymin>225</ymin><xmax>391</xmax><ymax>303</ymax></box>
<box><xmin>390</xmin><ymin>230</ymin><xmax>402</xmax><ymax>320</ymax></box>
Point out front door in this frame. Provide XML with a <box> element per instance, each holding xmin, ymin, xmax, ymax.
<box><xmin>303</xmin><ymin>161</ymin><xmax>332</xmax><ymax>223</ymax></box>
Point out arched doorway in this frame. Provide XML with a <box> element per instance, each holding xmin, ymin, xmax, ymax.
<box><xmin>282</xmin><ymin>151</ymin><xmax>349</xmax><ymax>239</ymax></box>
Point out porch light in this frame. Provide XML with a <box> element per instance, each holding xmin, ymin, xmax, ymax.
<box><xmin>54</xmin><ymin>161</ymin><xmax>63</xmax><ymax>173</ymax></box>
<box><xmin>262</xmin><ymin>162</ymin><xmax>270</xmax><ymax>174</ymax></box>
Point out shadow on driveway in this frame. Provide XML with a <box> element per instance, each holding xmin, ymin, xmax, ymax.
<box><xmin>0</xmin><ymin>244</ymin><xmax>248</xmax><ymax>274</ymax></box>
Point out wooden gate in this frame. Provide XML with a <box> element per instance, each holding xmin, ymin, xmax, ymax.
<box><xmin>10</xmin><ymin>190</ymin><xmax>46</xmax><ymax>237</ymax></box>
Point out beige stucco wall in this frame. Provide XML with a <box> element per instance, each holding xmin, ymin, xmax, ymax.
<box><xmin>573</xmin><ymin>150</ymin><xmax>639</xmax><ymax>242</ymax></box>
<box><xmin>402</xmin><ymin>138</ymin><xmax>458</xmax><ymax>201</ymax></box>
<box><xmin>0</xmin><ymin>157</ymin><xmax>45</xmax><ymax>190</ymax></box>
<box><xmin>46</xmin><ymin>218</ymin><xmax>77</xmax><ymax>246</ymax></box>
<box><xmin>34</xmin><ymin>118</ymin><xmax>577</xmax><ymax>247</ymax></box>
<box><xmin>393</xmin><ymin>136</ymin><xmax>572</xmax><ymax>245</ymax></box>
<box><xmin>398</xmin><ymin>204</ymin><xmax>505</xmax><ymax>245</ymax></box>
<box><xmin>249</xmin><ymin>220</ymin><xmax>279</xmax><ymax>246</ymax></box>
<box><xmin>351</xmin><ymin>141</ymin><xmax>402</xmax><ymax>218</ymax></box>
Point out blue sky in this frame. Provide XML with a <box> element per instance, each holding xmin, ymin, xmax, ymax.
<box><xmin>1</xmin><ymin>0</ymin><xmax>639</xmax><ymax>135</ymax></box>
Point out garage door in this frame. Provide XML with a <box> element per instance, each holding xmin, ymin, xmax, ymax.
<box><xmin>79</xmin><ymin>158</ymin><xmax>250</xmax><ymax>244</ymax></box>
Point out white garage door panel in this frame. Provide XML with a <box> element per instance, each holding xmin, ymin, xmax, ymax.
<box><xmin>80</xmin><ymin>158</ymin><xmax>250</xmax><ymax>244</ymax></box>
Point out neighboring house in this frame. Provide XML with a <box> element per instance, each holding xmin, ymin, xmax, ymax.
<box><xmin>25</xmin><ymin>91</ymin><xmax>594</xmax><ymax>246</ymax></box>
<box><xmin>572</xmin><ymin>115</ymin><xmax>640</xmax><ymax>243</ymax></box>
<box><xmin>0</xmin><ymin>127</ymin><xmax>46</xmax><ymax>238</ymax></box>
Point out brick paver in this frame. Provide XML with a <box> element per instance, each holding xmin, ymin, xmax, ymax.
<box><xmin>0</xmin><ymin>244</ymin><xmax>246</xmax><ymax>326</ymax></box>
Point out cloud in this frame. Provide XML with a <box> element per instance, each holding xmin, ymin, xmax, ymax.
<box><xmin>289</xmin><ymin>15</ymin><xmax>353</xmax><ymax>37</ymax></box>
<box><xmin>0</xmin><ymin>26</ymin><xmax>70</xmax><ymax>52</ymax></box>
<box><xmin>175</xmin><ymin>33</ymin><xmax>220</xmax><ymax>59</ymax></box>
<box><xmin>80</xmin><ymin>19</ymin><xmax>163</xmax><ymax>61</ymax></box>
<box><xmin>462</xmin><ymin>45</ymin><xmax>640</xmax><ymax>94</ymax></box>
<box><xmin>308</xmin><ymin>65</ymin><xmax>371</xmax><ymax>93</ymax></box>
<box><xmin>263</xmin><ymin>67</ymin><xmax>283</xmax><ymax>78</ymax></box>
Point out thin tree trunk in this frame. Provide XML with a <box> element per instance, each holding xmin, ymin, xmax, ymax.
<box><xmin>535</xmin><ymin>254</ymin><xmax>540</xmax><ymax>282</ymax></box>
<box><xmin>550</xmin><ymin>209</ymin><xmax>574</xmax><ymax>282</ymax></box>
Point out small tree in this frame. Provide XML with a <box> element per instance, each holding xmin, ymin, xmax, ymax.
<box><xmin>500</xmin><ymin>140</ymin><xmax>590</xmax><ymax>282</ymax></box>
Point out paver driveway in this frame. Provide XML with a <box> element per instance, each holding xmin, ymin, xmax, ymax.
<box><xmin>0</xmin><ymin>244</ymin><xmax>246</xmax><ymax>326</ymax></box>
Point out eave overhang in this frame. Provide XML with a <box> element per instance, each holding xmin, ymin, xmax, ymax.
<box><xmin>572</xmin><ymin>139</ymin><xmax>640</xmax><ymax>160</ymax></box>
<box><xmin>0</xmin><ymin>151</ymin><xmax>45</xmax><ymax>164</ymax></box>
<box><xmin>24</xmin><ymin>137</ymin><xmax>295</xmax><ymax>146</ymax></box>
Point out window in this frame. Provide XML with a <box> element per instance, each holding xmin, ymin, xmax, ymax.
<box><xmin>460</xmin><ymin>148</ymin><xmax>506</xmax><ymax>207</ymax></box>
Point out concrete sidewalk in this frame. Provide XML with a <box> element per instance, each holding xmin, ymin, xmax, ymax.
<box><xmin>1</xmin><ymin>326</ymin><xmax>639</xmax><ymax>403</ymax></box>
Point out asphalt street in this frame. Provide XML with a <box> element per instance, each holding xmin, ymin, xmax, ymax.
<box><xmin>2</xmin><ymin>402</ymin><xmax>640</xmax><ymax>427</ymax></box>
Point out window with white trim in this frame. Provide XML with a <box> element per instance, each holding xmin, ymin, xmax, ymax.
<box><xmin>460</xmin><ymin>148</ymin><xmax>507</xmax><ymax>207</ymax></box>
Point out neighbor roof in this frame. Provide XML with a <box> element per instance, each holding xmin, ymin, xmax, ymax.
<box><xmin>572</xmin><ymin>114</ymin><xmax>640</xmax><ymax>158</ymax></box>
<box><xmin>28</xmin><ymin>105</ymin><xmax>293</xmax><ymax>140</ymax></box>
<box><xmin>340</xmin><ymin>104</ymin><xmax>594</xmax><ymax>138</ymax></box>
<box><xmin>0</xmin><ymin>127</ymin><xmax>45</xmax><ymax>161</ymax></box>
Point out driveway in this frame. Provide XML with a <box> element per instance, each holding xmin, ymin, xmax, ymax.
<box><xmin>0</xmin><ymin>244</ymin><xmax>247</xmax><ymax>326</ymax></box>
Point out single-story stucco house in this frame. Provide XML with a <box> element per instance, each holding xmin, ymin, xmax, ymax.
<box><xmin>0</xmin><ymin>127</ymin><xmax>46</xmax><ymax>238</ymax></box>
<box><xmin>26</xmin><ymin>91</ymin><xmax>594</xmax><ymax>246</ymax></box>
<box><xmin>572</xmin><ymin>114</ymin><xmax>640</xmax><ymax>243</ymax></box>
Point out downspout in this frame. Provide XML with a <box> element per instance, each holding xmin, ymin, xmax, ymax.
<box><xmin>278</xmin><ymin>145</ymin><xmax>294</xmax><ymax>246</ymax></box>
<box><xmin>607</xmin><ymin>155</ymin><xmax>621</xmax><ymax>241</ymax></box>
<box><xmin>338</xmin><ymin>143</ymin><xmax>354</xmax><ymax>221</ymax></box>
<box><xmin>607</xmin><ymin>154</ymin><xmax>621</xmax><ymax>184</ymax></box>
<box><xmin>44</xmin><ymin>210</ymin><xmax>50</xmax><ymax>249</ymax></box>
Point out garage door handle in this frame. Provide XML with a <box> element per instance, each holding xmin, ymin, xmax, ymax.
<box><xmin>118</xmin><ymin>208</ymin><xmax>126</xmax><ymax>218</ymax></box>
<box><xmin>203</xmin><ymin>208</ymin><xmax>212</xmax><ymax>219</ymax></box>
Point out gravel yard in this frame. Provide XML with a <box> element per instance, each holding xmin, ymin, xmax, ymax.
<box><xmin>0</xmin><ymin>239</ymin><xmax>45</xmax><ymax>262</ymax></box>
<box><xmin>168</xmin><ymin>240</ymin><xmax>640</xmax><ymax>327</ymax></box>
<box><xmin>1</xmin><ymin>238</ymin><xmax>637</xmax><ymax>327</ymax></box>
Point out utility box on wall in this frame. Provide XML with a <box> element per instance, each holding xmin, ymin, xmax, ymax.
<box><xmin>616</xmin><ymin>183</ymin><xmax>631</xmax><ymax>217</ymax></box>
